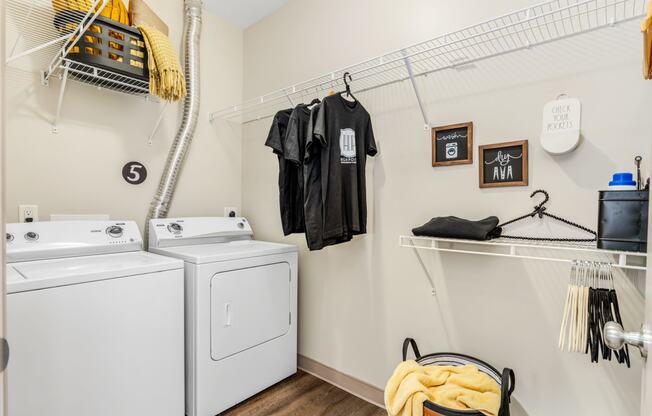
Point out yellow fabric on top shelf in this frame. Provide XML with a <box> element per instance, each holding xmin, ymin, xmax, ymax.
<box><xmin>52</xmin><ymin>0</ymin><xmax>129</xmax><ymax>25</ymax></box>
<box><xmin>643</xmin><ymin>0</ymin><xmax>652</xmax><ymax>79</ymax></box>
<box><xmin>385</xmin><ymin>360</ymin><xmax>501</xmax><ymax>416</ymax></box>
<box><xmin>138</xmin><ymin>25</ymin><xmax>187</xmax><ymax>102</ymax></box>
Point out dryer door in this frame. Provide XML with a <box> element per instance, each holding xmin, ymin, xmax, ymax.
<box><xmin>210</xmin><ymin>262</ymin><xmax>291</xmax><ymax>361</ymax></box>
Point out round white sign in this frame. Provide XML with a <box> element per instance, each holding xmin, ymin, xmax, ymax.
<box><xmin>541</xmin><ymin>96</ymin><xmax>581</xmax><ymax>155</ymax></box>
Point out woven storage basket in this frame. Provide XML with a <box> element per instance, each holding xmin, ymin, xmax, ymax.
<box><xmin>402</xmin><ymin>338</ymin><xmax>515</xmax><ymax>416</ymax></box>
<box><xmin>54</xmin><ymin>12</ymin><xmax>149</xmax><ymax>81</ymax></box>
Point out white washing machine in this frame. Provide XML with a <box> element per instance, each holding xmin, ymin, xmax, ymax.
<box><xmin>6</xmin><ymin>221</ymin><xmax>185</xmax><ymax>416</ymax></box>
<box><xmin>149</xmin><ymin>217</ymin><xmax>298</xmax><ymax>416</ymax></box>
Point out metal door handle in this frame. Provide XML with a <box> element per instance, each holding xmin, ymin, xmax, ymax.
<box><xmin>0</xmin><ymin>338</ymin><xmax>8</xmax><ymax>372</ymax></box>
<box><xmin>604</xmin><ymin>322</ymin><xmax>652</xmax><ymax>358</ymax></box>
<box><xmin>224</xmin><ymin>303</ymin><xmax>232</xmax><ymax>327</ymax></box>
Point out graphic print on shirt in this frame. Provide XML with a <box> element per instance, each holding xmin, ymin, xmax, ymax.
<box><xmin>339</xmin><ymin>128</ymin><xmax>357</xmax><ymax>164</ymax></box>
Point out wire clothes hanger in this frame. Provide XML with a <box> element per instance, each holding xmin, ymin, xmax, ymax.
<box><xmin>497</xmin><ymin>190</ymin><xmax>597</xmax><ymax>243</ymax></box>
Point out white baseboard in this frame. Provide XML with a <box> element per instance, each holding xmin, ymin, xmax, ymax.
<box><xmin>298</xmin><ymin>355</ymin><xmax>385</xmax><ymax>409</ymax></box>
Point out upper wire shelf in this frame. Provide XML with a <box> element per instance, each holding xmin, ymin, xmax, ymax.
<box><xmin>58</xmin><ymin>59</ymin><xmax>150</xmax><ymax>97</ymax></box>
<box><xmin>6</xmin><ymin>0</ymin><xmax>157</xmax><ymax>132</ymax></box>
<box><xmin>6</xmin><ymin>0</ymin><xmax>108</xmax><ymax>77</ymax></box>
<box><xmin>209</xmin><ymin>0</ymin><xmax>648</xmax><ymax>125</ymax></box>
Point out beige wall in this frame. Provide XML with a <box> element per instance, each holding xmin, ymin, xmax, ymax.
<box><xmin>5</xmin><ymin>2</ymin><xmax>243</xmax><ymax>227</ymax></box>
<box><xmin>241</xmin><ymin>0</ymin><xmax>652</xmax><ymax>414</ymax></box>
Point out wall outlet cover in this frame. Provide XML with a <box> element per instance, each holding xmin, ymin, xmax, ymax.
<box><xmin>19</xmin><ymin>205</ymin><xmax>39</xmax><ymax>223</ymax></box>
<box><xmin>224</xmin><ymin>207</ymin><xmax>240</xmax><ymax>218</ymax></box>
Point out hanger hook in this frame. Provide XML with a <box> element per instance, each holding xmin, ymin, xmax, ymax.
<box><xmin>530</xmin><ymin>189</ymin><xmax>550</xmax><ymax>216</ymax></box>
<box><xmin>343</xmin><ymin>71</ymin><xmax>352</xmax><ymax>94</ymax></box>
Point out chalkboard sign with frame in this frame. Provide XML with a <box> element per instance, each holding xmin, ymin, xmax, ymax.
<box><xmin>479</xmin><ymin>140</ymin><xmax>529</xmax><ymax>188</ymax></box>
<box><xmin>432</xmin><ymin>122</ymin><xmax>473</xmax><ymax>167</ymax></box>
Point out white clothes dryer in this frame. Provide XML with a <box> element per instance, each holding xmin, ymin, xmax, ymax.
<box><xmin>6</xmin><ymin>221</ymin><xmax>185</xmax><ymax>416</ymax></box>
<box><xmin>149</xmin><ymin>217</ymin><xmax>298</xmax><ymax>416</ymax></box>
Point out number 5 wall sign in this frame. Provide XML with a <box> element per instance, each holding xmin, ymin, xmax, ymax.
<box><xmin>122</xmin><ymin>162</ymin><xmax>148</xmax><ymax>185</ymax></box>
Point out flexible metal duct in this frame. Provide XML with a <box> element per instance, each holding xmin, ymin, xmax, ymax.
<box><xmin>145</xmin><ymin>0</ymin><xmax>202</xmax><ymax>242</ymax></box>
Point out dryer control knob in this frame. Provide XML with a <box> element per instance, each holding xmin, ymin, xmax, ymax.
<box><xmin>237</xmin><ymin>222</ymin><xmax>245</xmax><ymax>229</ymax></box>
<box><xmin>106</xmin><ymin>226</ymin><xmax>124</xmax><ymax>238</ymax></box>
<box><xmin>25</xmin><ymin>232</ymin><xmax>39</xmax><ymax>241</ymax></box>
<box><xmin>6</xmin><ymin>233</ymin><xmax>14</xmax><ymax>242</ymax></box>
<box><xmin>168</xmin><ymin>223</ymin><xmax>183</xmax><ymax>234</ymax></box>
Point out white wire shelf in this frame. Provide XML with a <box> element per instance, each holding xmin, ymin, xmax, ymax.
<box><xmin>399</xmin><ymin>235</ymin><xmax>648</xmax><ymax>271</ymax></box>
<box><xmin>6</xmin><ymin>0</ymin><xmax>108</xmax><ymax>77</ymax></box>
<box><xmin>58</xmin><ymin>59</ymin><xmax>151</xmax><ymax>96</ymax></box>
<box><xmin>209</xmin><ymin>0</ymin><xmax>648</xmax><ymax>125</ymax></box>
<box><xmin>6</xmin><ymin>0</ymin><xmax>159</xmax><ymax>132</ymax></box>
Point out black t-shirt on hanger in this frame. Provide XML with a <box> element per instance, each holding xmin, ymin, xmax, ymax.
<box><xmin>313</xmin><ymin>95</ymin><xmax>377</xmax><ymax>240</ymax></box>
<box><xmin>283</xmin><ymin>104</ymin><xmax>316</xmax><ymax>234</ymax></box>
<box><xmin>265</xmin><ymin>108</ymin><xmax>299</xmax><ymax>236</ymax></box>
<box><xmin>304</xmin><ymin>103</ymin><xmax>352</xmax><ymax>250</ymax></box>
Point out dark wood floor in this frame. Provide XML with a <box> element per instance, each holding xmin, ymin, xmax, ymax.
<box><xmin>222</xmin><ymin>371</ymin><xmax>387</xmax><ymax>416</ymax></box>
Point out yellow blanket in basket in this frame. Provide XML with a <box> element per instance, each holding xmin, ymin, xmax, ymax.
<box><xmin>138</xmin><ymin>25</ymin><xmax>187</xmax><ymax>102</ymax></box>
<box><xmin>385</xmin><ymin>361</ymin><xmax>501</xmax><ymax>416</ymax></box>
<box><xmin>643</xmin><ymin>0</ymin><xmax>652</xmax><ymax>79</ymax></box>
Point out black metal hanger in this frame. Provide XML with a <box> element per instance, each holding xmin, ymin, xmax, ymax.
<box><xmin>340</xmin><ymin>72</ymin><xmax>357</xmax><ymax>102</ymax></box>
<box><xmin>497</xmin><ymin>190</ymin><xmax>597</xmax><ymax>242</ymax></box>
<box><xmin>304</xmin><ymin>98</ymin><xmax>320</xmax><ymax>108</ymax></box>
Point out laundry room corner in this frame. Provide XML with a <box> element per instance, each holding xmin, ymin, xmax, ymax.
<box><xmin>5</xmin><ymin>0</ymin><xmax>245</xmax><ymax>229</ymax></box>
<box><xmin>239</xmin><ymin>1</ymin><xmax>652</xmax><ymax>415</ymax></box>
<box><xmin>4</xmin><ymin>0</ymin><xmax>652</xmax><ymax>415</ymax></box>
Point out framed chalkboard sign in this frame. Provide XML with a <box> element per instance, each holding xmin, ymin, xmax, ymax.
<box><xmin>432</xmin><ymin>122</ymin><xmax>473</xmax><ymax>167</ymax></box>
<box><xmin>479</xmin><ymin>140</ymin><xmax>529</xmax><ymax>188</ymax></box>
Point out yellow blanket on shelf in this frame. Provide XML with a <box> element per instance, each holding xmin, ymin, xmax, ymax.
<box><xmin>52</xmin><ymin>0</ymin><xmax>130</xmax><ymax>25</ymax></box>
<box><xmin>643</xmin><ymin>0</ymin><xmax>652</xmax><ymax>79</ymax></box>
<box><xmin>138</xmin><ymin>25</ymin><xmax>187</xmax><ymax>102</ymax></box>
<box><xmin>385</xmin><ymin>361</ymin><xmax>501</xmax><ymax>416</ymax></box>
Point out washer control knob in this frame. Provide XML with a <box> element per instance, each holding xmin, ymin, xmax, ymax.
<box><xmin>25</xmin><ymin>232</ymin><xmax>39</xmax><ymax>241</ymax></box>
<box><xmin>106</xmin><ymin>226</ymin><xmax>124</xmax><ymax>238</ymax></box>
<box><xmin>237</xmin><ymin>222</ymin><xmax>245</xmax><ymax>229</ymax></box>
<box><xmin>6</xmin><ymin>233</ymin><xmax>14</xmax><ymax>242</ymax></box>
<box><xmin>168</xmin><ymin>223</ymin><xmax>183</xmax><ymax>234</ymax></box>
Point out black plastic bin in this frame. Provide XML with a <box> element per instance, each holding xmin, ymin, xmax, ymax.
<box><xmin>402</xmin><ymin>338</ymin><xmax>515</xmax><ymax>416</ymax></box>
<box><xmin>54</xmin><ymin>11</ymin><xmax>149</xmax><ymax>81</ymax></box>
<box><xmin>598</xmin><ymin>190</ymin><xmax>649</xmax><ymax>253</ymax></box>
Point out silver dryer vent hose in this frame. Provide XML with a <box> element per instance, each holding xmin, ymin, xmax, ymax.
<box><xmin>145</xmin><ymin>0</ymin><xmax>202</xmax><ymax>243</ymax></box>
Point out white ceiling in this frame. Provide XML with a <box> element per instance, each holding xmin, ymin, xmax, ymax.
<box><xmin>204</xmin><ymin>0</ymin><xmax>290</xmax><ymax>28</ymax></box>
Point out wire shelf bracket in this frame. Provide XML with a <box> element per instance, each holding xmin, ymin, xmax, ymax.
<box><xmin>209</xmin><ymin>0</ymin><xmax>648</xmax><ymax>125</ymax></box>
<box><xmin>399</xmin><ymin>235</ymin><xmax>648</xmax><ymax>271</ymax></box>
<box><xmin>401</xmin><ymin>50</ymin><xmax>431</xmax><ymax>131</ymax></box>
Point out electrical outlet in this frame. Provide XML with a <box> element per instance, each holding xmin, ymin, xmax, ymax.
<box><xmin>19</xmin><ymin>205</ymin><xmax>39</xmax><ymax>223</ymax></box>
<box><xmin>224</xmin><ymin>207</ymin><xmax>239</xmax><ymax>218</ymax></box>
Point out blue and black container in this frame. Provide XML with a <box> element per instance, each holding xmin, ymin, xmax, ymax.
<box><xmin>598</xmin><ymin>190</ymin><xmax>649</xmax><ymax>253</ymax></box>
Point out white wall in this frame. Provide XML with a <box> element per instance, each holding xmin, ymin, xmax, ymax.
<box><xmin>5</xmin><ymin>2</ymin><xmax>243</xmax><ymax>227</ymax></box>
<box><xmin>240</xmin><ymin>0</ymin><xmax>652</xmax><ymax>414</ymax></box>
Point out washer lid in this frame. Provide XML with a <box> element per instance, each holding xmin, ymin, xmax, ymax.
<box><xmin>8</xmin><ymin>252</ymin><xmax>183</xmax><ymax>294</ymax></box>
<box><xmin>151</xmin><ymin>240</ymin><xmax>297</xmax><ymax>264</ymax></box>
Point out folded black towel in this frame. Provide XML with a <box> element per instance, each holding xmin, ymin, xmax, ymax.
<box><xmin>412</xmin><ymin>216</ymin><xmax>502</xmax><ymax>241</ymax></box>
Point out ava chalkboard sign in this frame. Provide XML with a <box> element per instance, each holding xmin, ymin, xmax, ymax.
<box><xmin>479</xmin><ymin>140</ymin><xmax>529</xmax><ymax>188</ymax></box>
<box><xmin>432</xmin><ymin>122</ymin><xmax>473</xmax><ymax>167</ymax></box>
